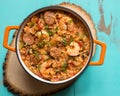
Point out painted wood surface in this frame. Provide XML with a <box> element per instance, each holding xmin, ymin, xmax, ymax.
<box><xmin>0</xmin><ymin>0</ymin><xmax>120</xmax><ymax>96</ymax></box>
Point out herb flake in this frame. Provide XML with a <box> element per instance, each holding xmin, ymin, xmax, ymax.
<box><xmin>61</xmin><ymin>62</ymin><xmax>68</xmax><ymax>72</ymax></box>
<box><xmin>38</xmin><ymin>41</ymin><xmax>46</xmax><ymax>48</ymax></box>
<box><xmin>62</xmin><ymin>37</ymin><xmax>67</xmax><ymax>46</ymax></box>
<box><xmin>47</xmin><ymin>30</ymin><xmax>54</xmax><ymax>36</ymax></box>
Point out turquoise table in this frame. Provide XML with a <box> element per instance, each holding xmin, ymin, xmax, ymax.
<box><xmin>0</xmin><ymin>0</ymin><xmax>120</xmax><ymax>96</ymax></box>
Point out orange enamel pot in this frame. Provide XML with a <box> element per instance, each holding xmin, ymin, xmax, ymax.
<box><xmin>3</xmin><ymin>6</ymin><xmax>106</xmax><ymax>84</ymax></box>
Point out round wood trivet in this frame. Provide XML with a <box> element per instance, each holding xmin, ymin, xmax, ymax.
<box><xmin>3</xmin><ymin>2</ymin><xmax>97</xmax><ymax>96</ymax></box>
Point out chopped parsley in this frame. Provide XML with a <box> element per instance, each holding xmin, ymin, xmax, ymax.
<box><xmin>24</xmin><ymin>42</ymin><xmax>28</xmax><ymax>47</ymax></box>
<box><xmin>32</xmin><ymin>50</ymin><xmax>40</xmax><ymax>60</ymax></box>
<box><xmin>30</xmin><ymin>22</ymin><xmax>34</xmax><ymax>27</ymax></box>
<box><xmin>38</xmin><ymin>41</ymin><xmax>46</xmax><ymax>48</ymax></box>
<box><xmin>62</xmin><ymin>37</ymin><xmax>73</xmax><ymax>46</ymax></box>
<box><xmin>62</xmin><ymin>37</ymin><xmax>67</xmax><ymax>46</ymax></box>
<box><xmin>36</xmin><ymin>64</ymin><xmax>41</xmax><ymax>71</ymax></box>
<box><xmin>19</xmin><ymin>41</ymin><xmax>24</xmax><ymax>49</ymax></box>
<box><xmin>45</xmin><ymin>25</ymin><xmax>49</xmax><ymax>30</ymax></box>
<box><xmin>45</xmin><ymin>25</ymin><xmax>54</xmax><ymax>36</ymax></box>
<box><xmin>47</xmin><ymin>30</ymin><xmax>54</xmax><ymax>36</ymax></box>
<box><xmin>46</xmin><ymin>42</ymin><xmax>51</xmax><ymax>47</ymax></box>
<box><xmin>61</xmin><ymin>62</ymin><xmax>68</xmax><ymax>72</ymax></box>
<box><xmin>55</xmin><ymin>26</ymin><xmax>58</xmax><ymax>33</ymax></box>
<box><xmin>67</xmin><ymin>19</ymin><xmax>73</xmax><ymax>24</ymax></box>
<box><xmin>85</xmin><ymin>32</ymin><xmax>89</xmax><ymax>36</ymax></box>
<box><xmin>68</xmin><ymin>37</ymin><xmax>73</xmax><ymax>45</ymax></box>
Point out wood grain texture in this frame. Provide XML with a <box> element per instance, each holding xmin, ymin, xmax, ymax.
<box><xmin>3</xmin><ymin>32</ymin><xmax>76</xmax><ymax>96</ymax></box>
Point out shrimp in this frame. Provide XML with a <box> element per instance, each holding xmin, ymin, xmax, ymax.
<box><xmin>67</xmin><ymin>41</ymin><xmax>80</xmax><ymax>56</ymax></box>
<box><xmin>35</xmin><ymin>30</ymin><xmax>49</xmax><ymax>41</ymax></box>
<box><xmin>40</xmin><ymin>61</ymin><xmax>51</xmax><ymax>73</ymax></box>
<box><xmin>31</xmin><ymin>16</ymin><xmax>39</xmax><ymax>23</ymax></box>
<box><xmin>59</xmin><ymin>16</ymin><xmax>71</xmax><ymax>30</ymax></box>
<box><xmin>42</xmin><ymin>30</ymin><xmax>49</xmax><ymax>41</ymax></box>
<box><xmin>38</xmin><ymin>18</ymin><xmax>45</xmax><ymax>30</ymax></box>
<box><xmin>24</xmin><ymin>26</ymin><xmax>35</xmax><ymax>34</ymax></box>
<box><xmin>40</xmin><ymin>61</ymin><xmax>55</xmax><ymax>80</ymax></box>
<box><xmin>50</xmin><ymin>34</ymin><xmax>62</xmax><ymax>45</ymax></box>
<box><xmin>67</xmin><ymin>23</ymin><xmax>76</xmax><ymax>32</ymax></box>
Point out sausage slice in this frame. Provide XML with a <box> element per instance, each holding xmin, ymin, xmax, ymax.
<box><xmin>44</xmin><ymin>11</ymin><xmax>55</xmax><ymax>25</ymax></box>
<box><xmin>49</xmin><ymin>47</ymin><xmax>61</xmax><ymax>59</ymax></box>
<box><xmin>23</xmin><ymin>33</ymin><xmax>34</xmax><ymax>45</ymax></box>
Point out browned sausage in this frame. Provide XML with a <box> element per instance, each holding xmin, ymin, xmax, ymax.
<box><xmin>44</xmin><ymin>11</ymin><xmax>55</xmax><ymax>25</ymax></box>
<box><xmin>23</xmin><ymin>33</ymin><xmax>34</xmax><ymax>45</ymax></box>
<box><xmin>49</xmin><ymin>47</ymin><xmax>61</xmax><ymax>59</ymax></box>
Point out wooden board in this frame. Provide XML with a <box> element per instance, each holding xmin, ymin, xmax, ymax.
<box><xmin>3</xmin><ymin>2</ymin><xmax>97</xmax><ymax>96</ymax></box>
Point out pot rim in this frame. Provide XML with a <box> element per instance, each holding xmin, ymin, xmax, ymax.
<box><xmin>16</xmin><ymin>5</ymin><xmax>93</xmax><ymax>84</ymax></box>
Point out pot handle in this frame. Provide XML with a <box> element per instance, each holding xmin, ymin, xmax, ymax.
<box><xmin>89</xmin><ymin>40</ymin><xmax>106</xmax><ymax>65</ymax></box>
<box><xmin>3</xmin><ymin>26</ymin><xmax>19</xmax><ymax>52</ymax></box>
<box><xmin>3</xmin><ymin>26</ymin><xmax>106</xmax><ymax>65</ymax></box>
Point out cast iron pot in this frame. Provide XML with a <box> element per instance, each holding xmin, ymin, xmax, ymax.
<box><xmin>3</xmin><ymin>6</ymin><xmax>106</xmax><ymax>84</ymax></box>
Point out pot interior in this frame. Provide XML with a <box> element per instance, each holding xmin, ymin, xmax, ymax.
<box><xmin>16</xmin><ymin>6</ymin><xmax>93</xmax><ymax>84</ymax></box>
